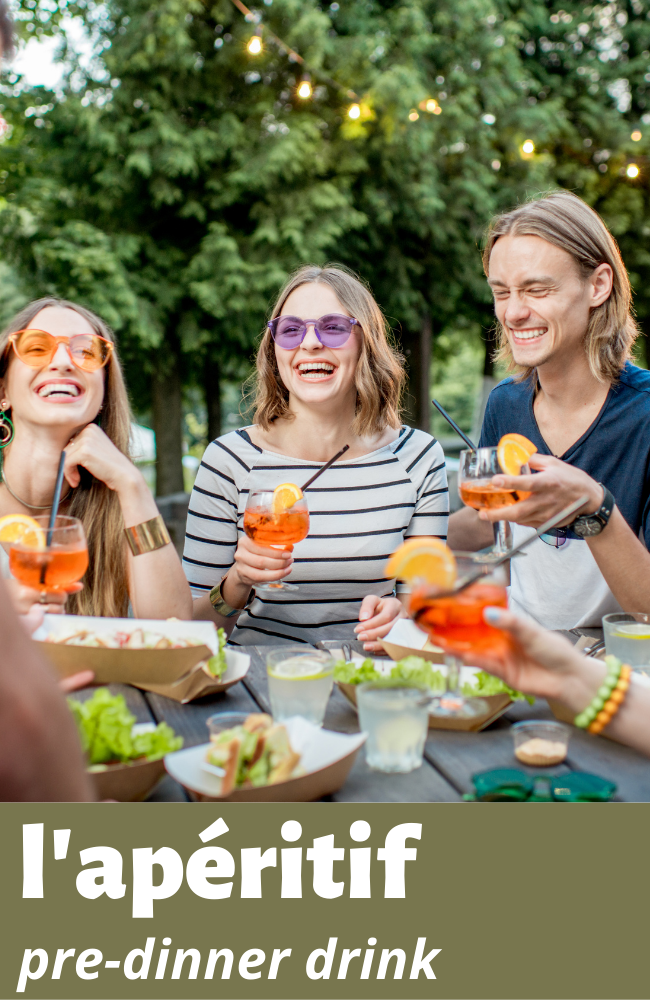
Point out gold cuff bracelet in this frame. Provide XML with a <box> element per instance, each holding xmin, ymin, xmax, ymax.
<box><xmin>124</xmin><ymin>514</ymin><xmax>171</xmax><ymax>556</ymax></box>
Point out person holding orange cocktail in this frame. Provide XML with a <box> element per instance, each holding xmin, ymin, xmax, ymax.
<box><xmin>185</xmin><ymin>265</ymin><xmax>449</xmax><ymax>650</ymax></box>
<box><xmin>0</xmin><ymin>298</ymin><xmax>191</xmax><ymax>621</ymax></box>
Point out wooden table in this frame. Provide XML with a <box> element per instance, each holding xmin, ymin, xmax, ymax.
<box><xmin>75</xmin><ymin>632</ymin><xmax>650</xmax><ymax>802</ymax></box>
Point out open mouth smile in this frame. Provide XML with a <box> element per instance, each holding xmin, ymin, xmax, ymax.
<box><xmin>295</xmin><ymin>361</ymin><xmax>337</xmax><ymax>381</ymax></box>
<box><xmin>509</xmin><ymin>327</ymin><xmax>547</xmax><ymax>343</ymax></box>
<box><xmin>35</xmin><ymin>379</ymin><xmax>84</xmax><ymax>401</ymax></box>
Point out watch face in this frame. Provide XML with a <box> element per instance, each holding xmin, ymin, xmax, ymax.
<box><xmin>573</xmin><ymin>516</ymin><xmax>603</xmax><ymax>538</ymax></box>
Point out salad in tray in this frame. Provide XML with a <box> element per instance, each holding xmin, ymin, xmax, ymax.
<box><xmin>68</xmin><ymin>688</ymin><xmax>183</xmax><ymax>769</ymax></box>
<box><xmin>334</xmin><ymin>655</ymin><xmax>533</xmax><ymax>703</ymax></box>
<box><xmin>206</xmin><ymin>713</ymin><xmax>302</xmax><ymax>794</ymax></box>
<box><xmin>46</xmin><ymin>624</ymin><xmax>230</xmax><ymax>679</ymax></box>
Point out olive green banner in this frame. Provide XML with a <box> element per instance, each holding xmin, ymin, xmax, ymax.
<box><xmin>1</xmin><ymin>803</ymin><xmax>648</xmax><ymax>1000</ymax></box>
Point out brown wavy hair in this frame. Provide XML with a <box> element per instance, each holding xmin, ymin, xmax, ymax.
<box><xmin>483</xmin><ymin>191</ymin><xmax>638</xmax><ymax>382</ymax></box>
<box><xmin>252</xmin><ymin>264</ymin><xmax>405</xmax><ymax>435</ymax></box>
<box><xmin>0</xmin><ymin>298</ymin><xmax>132</xmax><ymax>617</ymax></box>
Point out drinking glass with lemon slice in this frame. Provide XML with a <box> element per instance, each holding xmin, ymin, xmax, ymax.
<box><xmin>243</xmin><ymin>483</ymin><xmax>309</xmax><ymax>592</ymax></box>
<box><xmin>386</xmin><ymin>538</ymin><xmax>507</xmax><ymax>719</ymax></box>
<box><xmin>0</xmin><ymin>513</ymin><xmax>88</xmax><ymax>595</ymax></box>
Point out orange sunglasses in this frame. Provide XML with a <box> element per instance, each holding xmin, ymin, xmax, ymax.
<box><xmin>8</xmin><ymin>329</ymin><xmax>114</xmax><ymax>372</ymax></box>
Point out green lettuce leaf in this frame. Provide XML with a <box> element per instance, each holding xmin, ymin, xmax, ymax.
<box><xmin>206</xmin><ymin>627</ymin><xmax>228</xmax><ymax>678</ymax></box>
<box><xmin>68</xmin><ymin>688</ymin><xmax>183</xmax><ymax>764</ymax></box>
<box><xmin>390</xmin><ymin>656</ymin><xmax>445</xmax><ymax>690</ymax></box>
<box><xmin>461</xmin><ymin>670</ymin><xmax>534</xmax><ymax>704</ymax></box>
<box><xmin>333</xmin><ymin>658</ymin><xmax>381</xmax><ymax>684</ymax></box>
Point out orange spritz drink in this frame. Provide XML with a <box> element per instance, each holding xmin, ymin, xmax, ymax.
<box><xmin>459</xmin><ymin>434</ymin><xmax>537</xmax><ymax>511</ymax></box>
<box><xmin>243</xmin><ymin>485</ymin><xmax>309</xmax><ymax>592</ymax></box>
<box><xmin>5</xmin><ymin>515</ymin><xmax>88</xmax><ymax>593</ymax></box>
<box><xmin>409</xmin><ymin>580</ymin><xmax>510</xmax><ymax>659</ymax></box>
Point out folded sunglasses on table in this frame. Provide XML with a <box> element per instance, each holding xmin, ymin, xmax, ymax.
<box><xmin>464</xmin><ymin>768</ymin><xmax>617</xmax><ymax>802</ymax></box>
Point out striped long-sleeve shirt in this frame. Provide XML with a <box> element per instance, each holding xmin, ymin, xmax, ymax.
<box><xmin>183</xmin><ymin>425</ymin><xmax>449</xmax><ymax>645</ymax></box>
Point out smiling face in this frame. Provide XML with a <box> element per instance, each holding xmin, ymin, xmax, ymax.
<box><xmin>488</xmin><ymin>234</ymin><xmax>613</xmax><ymax>371</ymax></box>
<box><xmin>274</xmin><ymin>282</ymin><xmax>362</xmax><ymax>411</ymax></box>
<box><xmin>1</xmin><ymin>306</ymin><xmax>106</xmax><ymax>434</ymax></box>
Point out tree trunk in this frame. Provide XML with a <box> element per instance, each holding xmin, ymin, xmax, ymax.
<box><xmin>401</xmin><ymin>313</ymin><xmax>433</xmax><ymax>432</ymax></box>
<box><xmin>152</xmin><ymin>346</ymin><xmax>184</xmax><ymax>496</ymax></box>
<box><xmin>204</xmin><ymin>356</ymin><xmax>222</xmax><ymax>443</ymax></box>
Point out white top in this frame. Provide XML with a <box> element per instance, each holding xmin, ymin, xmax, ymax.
<box><xmin>508</xmin><ymin>524</ymin><xmax>623</xmax><ymax>630</ymax></box>
<box><xmin>183</xmin><ymin>426</ymin><xmax>449</xmax><ymax>645</ymax></box>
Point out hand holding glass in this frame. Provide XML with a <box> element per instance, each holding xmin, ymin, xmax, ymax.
<box><xmin>243</xmin><ymin>489</ymin><xmax>309</xmax><ymax>592</ymax></box>
<box><xmin>9</xmin><ymin>515</ymin><xmax>88</xmax><ymax>593</ymax></box>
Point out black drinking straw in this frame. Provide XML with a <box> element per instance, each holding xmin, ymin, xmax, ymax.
<box><xmin>432</xmin><ymin>399</ymin><xmax>476</xmax><ymax>450</ymax></box>
<box><xmin>300</xmin><ymin>444</ymin><xmax>350</xmax><ymax>492</ymax></box>
<box><xmin>40</xmin><ymin>450</ymin><xmax>66</xmax><ymax>586</ymax></box>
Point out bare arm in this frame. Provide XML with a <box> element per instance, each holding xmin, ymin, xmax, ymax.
<box><xmin>477</xmin><ymin>453</ymin><xmax>650</xmax><ymax>614</ymax></box>
<box><xmin>0</xmin><ymin>578</ymin><xmax>93</xmax><ymax>800</ymax></box>
<box><xmin>464</xmin><ymin>607</ymin><xmax>650</xmax><ymax>758</ymax></box>
<box><xmin>586</xmin><ymin>507</ymin><xmax>650</xmax><ymax>614</ymax></box>
<box><xmin>447</xmin><ymin>506</ymin><xmax>495</xmax><ymax>551</ymax></box>
<box><xmin>192</xmin><ymin>534</ymin><xmax>293</xmax><ymax>634</ymax></box>
<box><xmin>64</xmin><ymin>425</ymin><xmax>192</xmax><ymax>620</ymax></box>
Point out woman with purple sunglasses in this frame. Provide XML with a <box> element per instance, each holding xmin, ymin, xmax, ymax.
<box><xmin>184</xmin><ymin>264</ymin><xmax>449</xmax><ymax>650</ymax></box>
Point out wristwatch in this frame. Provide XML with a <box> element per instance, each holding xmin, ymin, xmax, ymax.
<box><xmin>209</xmin><ymin>576</ymin><xmax>254</xmax><ymax>617</ymax></box>
<box><xmin>568</xmin><ymin>483</ymin><xmax>615</xmax><ymax>538</ymax></box>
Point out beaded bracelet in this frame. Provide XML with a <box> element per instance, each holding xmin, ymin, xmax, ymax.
<box><xmin>574</xmin><ymin>656</ymin><xmax>632</xmax><ymax>735</ymax></box>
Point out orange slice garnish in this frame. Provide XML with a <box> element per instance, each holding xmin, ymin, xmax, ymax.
<box><xmin>0</xmin><ymin>513</ymin><xmax>46</xmax><ymax>549</ymax></box>
<box><xmin>385</xmin><ymin>537</ymin><xmax>457</xmax><ymax>588</ymax></box>
<box><xmin>497</xmin><ymin>433</ymin><xmax>537</xmax><ymax>476</ymax></box>
<box><xmin>272</xmin><ymin>482</ymin><xmax>303</xmax><ymax>513</ymax></box>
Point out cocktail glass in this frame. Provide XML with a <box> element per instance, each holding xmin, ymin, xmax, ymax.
<box><xmin>9</xmin><ymin>515</ymin><xmax>88</xmax><ymax>593</ymax></box>
<box><xmin>266</xmin><ymin>647</ymin><xmax>334</xmax><ymax>726</ymax></box>
<box><xmin>243</xmin><ymin>489</ymin><xmax>309</xmax><ymax>592</ymax></box>
<box><xmin>603</xmin><ymin>613</ymin><xmax>650</xmax><ymax>676</ymax></box>
<box><xmin>409</xmin><ymin>559</ymin><xmax>508</xmax><ymax>718</ymax></box>
<box><xmin>459</xmin><ymin>447</ymin><xmax>531</xmax><ymax>556</ymax></box>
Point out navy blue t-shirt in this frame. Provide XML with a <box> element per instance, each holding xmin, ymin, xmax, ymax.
<box><xmin>478</xmin><ymin>362</ymin><xmax>650</xmax><ymax>546</ymax></box>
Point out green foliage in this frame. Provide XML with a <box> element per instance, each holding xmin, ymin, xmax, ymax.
<box><xmin>1</xmin><ymin>0</ymin><xmax>650</xmax><ymax>439</ymax></box>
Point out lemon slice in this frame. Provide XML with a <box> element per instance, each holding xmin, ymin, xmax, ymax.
<box><xmin>385</xmin><ymin>537</ymin><xmax>457</xmax><ymax>588</ymax></box>
<box><xmin>272</xmin><ymin>482</ymin><xmax>303</xmax><ymax>514</ymax></box>
<box><xmin>497</xmin><ymin>433</ymin><xmax>537</xmax><ymax>476</ymax></box>
<box><xmin>0</xmin><ymin>513</ymin><xmax>46</xmax><ymax>549</ymax></box>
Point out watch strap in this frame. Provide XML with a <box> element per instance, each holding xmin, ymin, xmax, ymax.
<box><xmin>569</xmin><ymin>483</ymin><xmax>614</xmax><ymax>534</ymax></box>
<box><xmin>209</xmin><ymin>577</ymin><xmax>254</xmax><ymax>617</ymax></box>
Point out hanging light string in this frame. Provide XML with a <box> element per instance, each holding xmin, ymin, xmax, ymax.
<box><xmin>228</xmin><ymin>0</ymin><xmax>359</xmax><ymax>101</ymax></box>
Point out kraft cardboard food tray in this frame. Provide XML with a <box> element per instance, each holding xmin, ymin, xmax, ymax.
<box><xmin>165</xmin><ymin>717</ymin><xmax>366</xmax><ymax>802</ymax></box>
<box><xmin>33</xmin><ymin>615</ymin><xmax>250</xmax><ymax>703</ymax></box>
<box><xmin>378</xmin><ymin>617</ymin><xmax>446</xmax><ymax>664</ymax></box>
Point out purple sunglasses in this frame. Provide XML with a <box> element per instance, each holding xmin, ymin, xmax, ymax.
<box><xmin>268</xmin><ymin>313</ymin><xmax>358</xmax><ymax>349</ymax></box>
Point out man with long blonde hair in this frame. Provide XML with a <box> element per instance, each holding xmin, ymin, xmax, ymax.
<box><xmin>449</xmin><ymin>191</ymin><xmax>650</xmax><ymax>629</ymax></box>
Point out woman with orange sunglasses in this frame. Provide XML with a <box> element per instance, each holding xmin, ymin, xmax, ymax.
<box><xmin>0</xmin><ymin>297</ymin><xmax>192</xmax><ymax>620</ymax></box>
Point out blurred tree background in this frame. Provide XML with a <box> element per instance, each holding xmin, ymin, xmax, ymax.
<box><xmin>0</xmin><ymin>0</ymin><xmax>648</xmax><ymax>492</ymax></box>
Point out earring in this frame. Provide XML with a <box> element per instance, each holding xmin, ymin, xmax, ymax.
<box><xmin>0</xmin><ymin>408</ymin><xmax>14</xmax><ymax>448</ymax></box>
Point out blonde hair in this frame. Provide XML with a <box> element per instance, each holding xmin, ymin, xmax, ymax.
<box><xmin>483</xmin><ymin>191</ymin><xmax>638</xmax><ymax>382</ymax></box>
<box><xmin>0</xmin><ymin>298</ymin><xmax>132</xmax><ymax>617</ymax></box>
<box><xmin>252</xmin><ymin>264</ymin><xmax>405</xmax><ymax>436</ymax></box>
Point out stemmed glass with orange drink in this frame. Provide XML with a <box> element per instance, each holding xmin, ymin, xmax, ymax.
<box><xmin>458</xmin><ymin>434</ymin><xmax>537</xmax><ymax>557</ymax></box>
<box><xmin>386</xmin><ymin>539</ymin><xmax>509</xmax><ymax>718</ymax></box>
<box><xmin>243</xmin><ymin>484</ymin><xmax>309</xmax><ymax>592</ymax></box>
<box><xmin>2</xmin><ymin>514</ymin><xmax>89</xmax><ymax>596</ymax></box>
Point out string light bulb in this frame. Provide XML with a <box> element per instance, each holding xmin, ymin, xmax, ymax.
<box><xmin>247</xmin><ymin>33</ymin><xmax>262</xmax><ymax>55</ymax></box>
<box><xmin>627</xmin><ymin>163</ymin><xmax>640</xmax><ymax>178</ymax></box>
<box><xmin>522</xmin><ymin>139</ymin><xmax>535</xmax><ymax>154</ymax></box>
<box><xmin>408</xmin><ymin>110</ymin><xmax>419</xmax><ymax>121</ymax></box>
<box><xmin>418</xmin><ymin>98</ymin><xmax>441</xmax><ymax>115</ymax></box>
<box><xmin>348</xmin><ymin>103</ymin><xmax>361</xmax><ymax>119</ymax></box>
<box><xmin>631</xmin><ymin>130</ymin><xmax>642</xmax><ymax>141</ymax></box>
<box><xmin>297</xmin><ymin>76</ymin><xmax>312</xmax><ymax>99</ymax></box>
